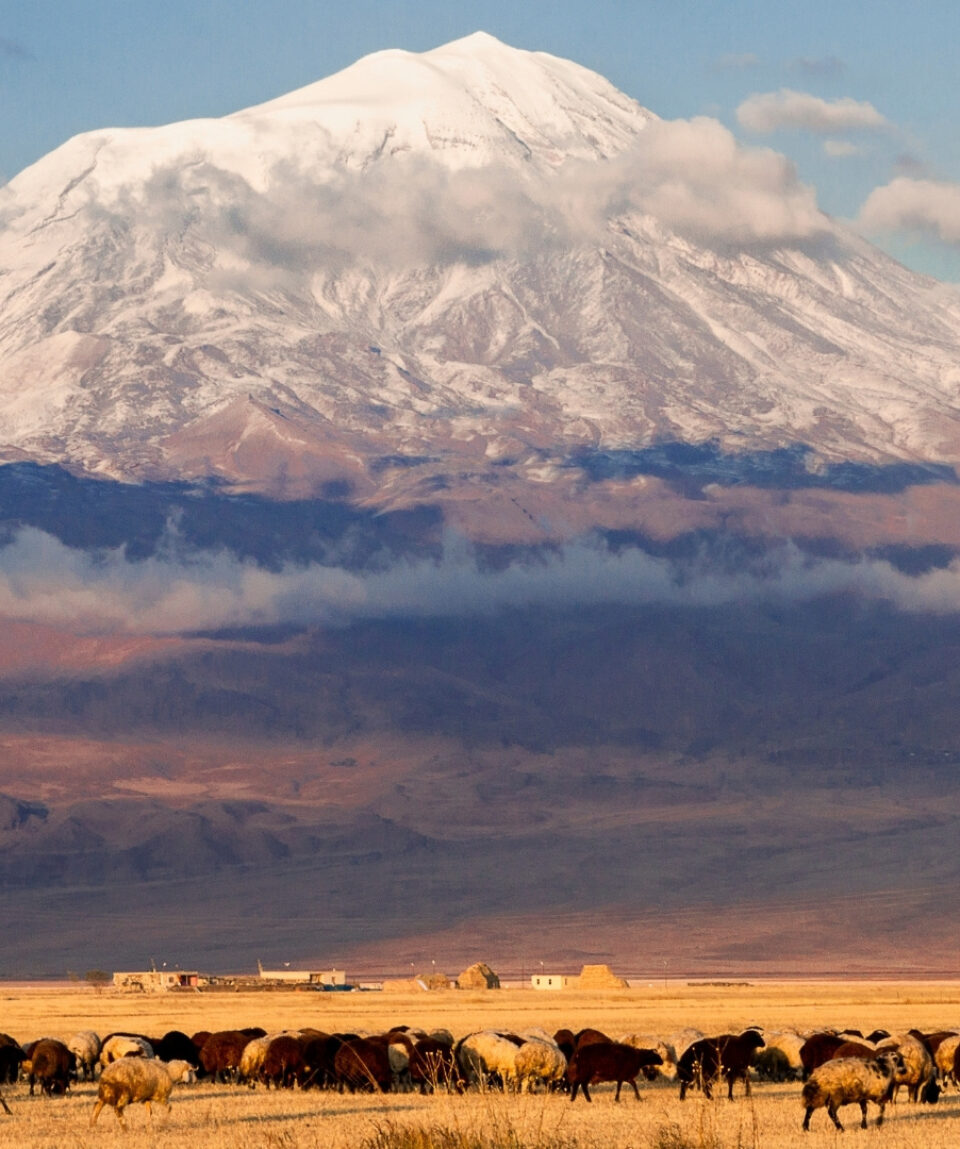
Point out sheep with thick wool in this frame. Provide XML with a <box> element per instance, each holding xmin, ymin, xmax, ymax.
<box><xmin>457</xmin><ymin>1031</ymin><xmax>522</xmax><ymax>1090</ymax></box>
<box><xmin>91</xmin><ymin>1058</ymin><xmax>194</xmax><ymax>1126</ymax></box>
<box><xmin>67</xmin><ymin>1031</ymin><xmax>101</xmax><ymax>1082</ymax></box>
<box><xmin>876</xmin><ymin>1034</ymin><xmax>936</xmax><ymax>1102</ymax></box>
<box><xmin>801</xmin><ymin>1053</ymin><xmax>904</xmax><ymax>1131</ymax></box>
<box><xmin>514</xmin><ymin>1038</ymin><xmax>567</xmax><ymax>1092</ymax></box>
<box><xmin>99</xmin><ymin>1034</ymin><xmax>153</xmax><ymax>1069</ymax></box>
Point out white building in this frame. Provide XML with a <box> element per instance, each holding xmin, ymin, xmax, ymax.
<box><xmin>531</xmin><ymin>973</ymin><xmax>572</xmax><ymax>990</ymax></box>
<box><xmin>256</xmin><ymin>961</ymin><xmax>346</xmax><ymax>986</ymax></box>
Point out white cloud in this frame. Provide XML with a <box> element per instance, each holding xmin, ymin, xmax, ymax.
<box><xmin>605</xmin><ymin>117</ymin><xmax>828</xmax><ymax>243</ymax></box>
<box><xmin>0</xmin><ymin>527</ymin><xmax>958</xmax><ymax>637</ymax></box>
<box><xmin>737</xmin><ymin>89</ymin><xmax>888</xmax><ymax>134</ymax></box>
<box><xmin>859</xmin><ymin>177</ymin><xmax>960</xmax><ymax>245</ymax></box>
<box><xmin>86</xmin><ymin>110</ymin><xmax>829</xmax><ymax>289</ymax></box>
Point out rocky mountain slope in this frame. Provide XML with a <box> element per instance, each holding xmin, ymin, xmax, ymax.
<box><xmin>1</xmin><ymin>34</ymin><xmax>960</xmax><ymax>506</ymax></box>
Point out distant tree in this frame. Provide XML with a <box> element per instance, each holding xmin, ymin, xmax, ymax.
<box><xmin>66</xmin><ymin>969</ymin><xmax>80</xmax><ymax>984</ymax></box>
<box><xmin>85</xmin><ymin>969</ymin><xmax>110</xmax><ymax>994</ymax></box>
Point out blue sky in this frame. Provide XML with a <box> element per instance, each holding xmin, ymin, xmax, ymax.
<box><xmin>2</xmin><ymin>0</ymin><xmax>959</xmax><ymax>278</ymax></box>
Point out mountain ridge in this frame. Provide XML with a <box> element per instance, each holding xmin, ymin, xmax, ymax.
<box><xmin>1</xmin><ymin>34</ymin><xmax>959</xmax><ymax>503</ymax></box>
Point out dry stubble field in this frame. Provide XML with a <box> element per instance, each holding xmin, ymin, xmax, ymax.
<box><xmin>2</xmin><ymin>979</ymin><xmax>960</xmax><ymax>1148</ymax></box>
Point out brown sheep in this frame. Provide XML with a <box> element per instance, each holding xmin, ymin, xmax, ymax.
<box><xmin>677</xmin><ymin>1030</ymin><xmax>765</xmax><ymax>1101</ymax></box>
<box><xmin>567</xmin><ymin>1041</ymin><xmax>662</xmax><ymax>1102</ymax></box>
<box><xmin>261</xmin><ymin>1035</ymin><xmax>305</xmax><ymax>1089</ymax></box>
<box><xmin>334</xmin><ymin>1037</ymin><xmax>392</xmax><ymax>1093</ymax></box>
<box><xmin>199</xmin><ymin>1030</ymin><xmax>251</xmax><ymax>1082</ymax></box>
<box><xmin>799</xmin><ymin>1032</ymin><xmax>846</xmax><ymax>1079</ymax></box>
<box><xmin>22</xmin><ymin>1038</ymin><xmax>73</xmax><ymax>1097</ymax></box>
<box><xmin>0</xmin><ymin>1035</ymin><xmax>24</xmax><ymax>1086</ymax></box>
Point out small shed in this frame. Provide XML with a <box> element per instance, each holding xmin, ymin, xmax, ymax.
<box><xmin>457</xmin><ymin>961</ymin><xmax>500</xmax><ymax>989</ymax></box>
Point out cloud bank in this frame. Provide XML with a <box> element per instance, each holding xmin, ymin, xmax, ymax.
<box><xmin>0</xmin><ymin>528</ymin><xmax>958</xmax><ymax>637</ymax></box>
<box><xmin>737</xmin><ymin>89</ymin><xmax>888</xmax><ymax>134</ymax></box>
<box><xmin>86</xmin><ymin>111</ymin><xmax>829</xmax><ymax>290</ymax></box>
<box><xmin>859</xmin><ymin>177</ymin><xmax>960</xmax><ymax>245</ymax></box>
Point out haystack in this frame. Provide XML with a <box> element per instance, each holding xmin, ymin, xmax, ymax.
<box><xmin>577</xmin><ymin>963</ymin><xmax>628</xmax><ymax>989</ymax></box>
<box><xmin>457</xmin><ymin>961</ymin><xmax>500</xmax><ymax>989</ymax></box>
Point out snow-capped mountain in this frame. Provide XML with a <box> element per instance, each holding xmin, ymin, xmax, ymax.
<box><xmin>2</xmin><ymin>32</ymin><xmax>960</xmax><ymax>495</ymax></box>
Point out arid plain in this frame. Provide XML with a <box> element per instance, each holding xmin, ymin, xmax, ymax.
<box><xmin>2</xmin><ymin>981</ymin><xmax>960</xmax><ymax>1147</ymax></box>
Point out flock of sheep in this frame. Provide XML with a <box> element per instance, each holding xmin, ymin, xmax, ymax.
<box><xmin>0</xmin><ymin>1018</ymin><xmax>955</xmax><ymax>1130</ymax></box>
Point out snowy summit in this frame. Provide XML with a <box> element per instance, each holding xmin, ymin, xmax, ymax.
<box><xmin>1</xmin><ymin>33</ymin><xmax>960</xmax><ymax>493</ymax></box>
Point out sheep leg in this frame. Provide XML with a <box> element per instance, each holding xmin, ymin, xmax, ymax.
<box><xmin>826</xmin><ymin>1102</ymin><xmax>843</xmax><ymax>1131</ymax></box>
<box><xmin>875</xmin><ymin>1100</ymin><xmax>886</xmax><ymax>1127</ymax></box>
<box><xmin>0</xmin><ymin>1092</ymin><xmax>10</xmax><ymax>1117</ymax></box>
<box><xmin>802</xmin><ymin>1106</ymin><xmax>814</xmax><ymax>1131</ymax></box>
<box><xmin>90</xmin><ymin>1099</ymin><xmax>104</xmax><ymax>1125</ymax></box>
<box><xmin>614</xmin><ymin>1080</ymin><xmax>622</xmax><ymax>1101</ymax></box>
<box><xmin>629</xmin><ymin>1078</ymin><xmax>641</xmax><ymax>1102</ymax></box>
<box><xmin>859</xmin><ymin>1101</ymin><xmax>868</xmax><ymax>1129</ymax></box>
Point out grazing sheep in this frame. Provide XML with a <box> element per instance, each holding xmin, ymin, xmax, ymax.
<box><xmin>300</xmin><ymin>1033</ymin><xmax>342</xmax><ymax>1090</ymax></box>
<box><xmin>22</xmin><ymin>1039</ymin><xmax>73</xmax><ymax>1097</ymax></box>
<box><xmin>407</xmin><ymin>1037</ymin><xmax>464</xmax><ymax>1094</ymax></box>
<box><xmin>801</xmin><ymin>1054</ymin><xmax>904</xmax><ymax>1131</ymax></box>
<box><xmin>67</xmin><ymin>1031</ymin><xmax>101</xmax><ymax>1081</ymax></box>
<box><xmin>567</xmin><ymin>1041</ymin><xmax>662</xmax><ymax>1102</ymax></box>
<box><xmin>334</xmin><ymin>1037</ymin><xmax>392</xmax><ymax>1093</ymax></box>
<box><xmin>760</xmin><ymin>1031</ymin><xmax>805</xmax><ymax>1080</ymax></box>
<box><xmin>91</xmin><ymin>1058</ymin><xmax>194</xmax><ymax>1127</ymax></box>
<box><xmin>457</xmin><ymin>1031</ymin><xmax>522</xmax><ymax>1091</ymax></box>
<box><xmin>199</xmin><ymin>1031</ymin><xmax>251</xmax><ymax>1083</ymax></box>
<box><xmin>679</xmin><ymin>1034</ymin><xmax>767</xmax><ymax>1103</ymax></box>
<box><xmin>152</xmin><ymin>1030</ymin><xmax>201</xmax><ymax>1069</ymax></box>
<box><xmin>515</xmin><ymin>1039</ymin><xmax>567</xmax><ymax>1092</ymax></box>
<box><xmin>677</xmin><ymin>1031</ymin><xmax>765</xmax><ymax>1101</ymax></box>
<box><xmin>261</xmin><ymin>1035</ymin><xmax>306</xmax><ymax>1089</ymax></box>
<box><xmin>100</xmin><ymin>1034</ymin><xmax>153</xmax><ymax>1068</ymax></box>
<box><xmin>876</xmin><ymin>1034</ymin><xmax>936</xmax><ymax>1103</ymax></box>
<box><xmin>753</xmin><ymin>1048</ymin><xmax>795</xmax><ymax>1083</ymax></box>
<box><xmin>237</xmin><ymin>1034</ymin><xmax>277</xmax><ymax>1086</ymax></box>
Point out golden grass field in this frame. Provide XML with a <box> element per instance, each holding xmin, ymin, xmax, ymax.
<box><xmin>2</xmin><ymin>980</ymin><xmax>960</xmax><ymax>1147</ymax></box>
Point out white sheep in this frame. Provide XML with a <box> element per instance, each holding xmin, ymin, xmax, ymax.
<box><xmin>802</xmin><ymin>1054</ymin><xmax>905</xmax><ymax>1131</ymax></box>
<box><xmin>67</xmin><ymin>1030</ymin><xmax>101</xmax><ymax>1081</ymax></box>
<box><xmin>238</xmin><ymin>1034</ymin><xmax>284</xmax><ymax>1086</ymax></box>
<box><xmin>91</xmin><ymin>1058</ymin><xmax>194</xmax><ymax>1126</ymax></box>
<box><xmin>457</xmin><ymin>1031</ymin><xmax>521</xmax><ymax>1090</ymax></box>
<box><xmin>99</xmin><ymin>1034</ymin><xmax>153</xmax><ymax>1069</ymax></box>
<box><xmin>514</xmin><ymin>1039</ymin><xmax>567</xmax><ymax>1092</ymax></box>
<box><xmin>618</xmin><ymin>1033</ymin><xmax>678</xmax><ymax>1079</ymax></box>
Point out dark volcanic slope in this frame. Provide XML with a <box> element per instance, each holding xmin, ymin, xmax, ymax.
<box><xmin>2</xmin><ymin>599</ymin><xmax>960</xmax><ymax>975</ymax></box>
